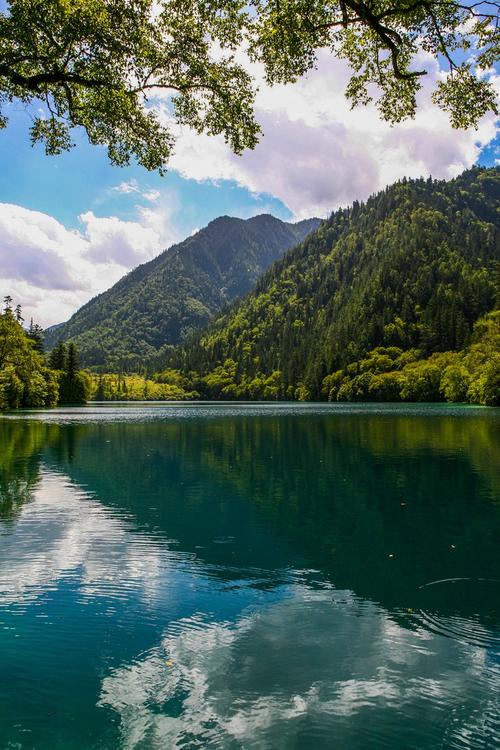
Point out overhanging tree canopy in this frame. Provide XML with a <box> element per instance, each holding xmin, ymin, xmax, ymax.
<box><xmin>0</xmin><ymin>0</ymin><xmax>498</xmax><ymax>170</ymax></box>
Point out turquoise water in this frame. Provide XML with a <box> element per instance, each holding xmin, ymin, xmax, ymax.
<box><xmin>0</xmin><ymin>403</ymin><xmax>499</xmax><ymax>749</ymax></box>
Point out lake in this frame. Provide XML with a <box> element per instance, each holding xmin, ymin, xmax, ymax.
<box><xmin>0</xmin><ymin>403</ymin><xmax>499</xmax><ymax>749</ymax></box>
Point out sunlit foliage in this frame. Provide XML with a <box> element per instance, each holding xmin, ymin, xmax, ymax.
<box><xmin>0</xmin><ymin>300</ymin><xmax>90</xmax><ymax>409</ymax></box>
<box><xmin>175</xmin><ymin>168</ymin><xmax>500</xmax><ymax>405</ymax></box>
<box><xmin>0</xmin><ymin>1</ymin><xmax>498</xmax><ymax>168</ymax></box>
<box><xmin>0</xmin><ymin>300</ymin><xmax>58</xmax><ymax>409</ymax></box>
<box><xmin>91</xmin><ymin>370</ymin><xmax>198</xmax><ymax>401</ymax></box>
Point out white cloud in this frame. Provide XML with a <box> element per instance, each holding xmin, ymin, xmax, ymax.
<box><xmin>143</xmin><ymin>189</ymin><xmax>161</xmax><ymax>202</ymax></box>
<box><xmin>1</xmin><ymin>50</ymin><xmax>497</xmax><ymax>325</ymax></box>
<box><xmin>0</xmin><ymin>194</ymin><xmax>180</xmax><ymax>326</ymax></box>
<box><xmin>100</xmin><ymin>586</ymin><xmax>495</xmax><ymax>749</ymax></box>
<box><xmin>0</xmin><ymin>471</ymin><xmax>177</xmax><ymax>607</ymax></box>
<box><xmin>81</xmin><ymin>211</ymin><xmax>166</xmax><ymax>266</ymax></box>
<box><xmin>165</xmin><ymin>52</ymin><xmax>499</xmax><ymax>218</ymax></box>
<box><xmin>112</xmin><ymin>180</ymin><xmax>161</xmax><ymax>203</ymax></box>
<box><xmin>113</xmin><ymin>179</ymin><xmax>141</xmax><ymax>195</ymax></box>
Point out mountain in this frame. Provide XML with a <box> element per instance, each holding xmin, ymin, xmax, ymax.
<box><xmin>45</xmin><ymin>214</ymin><xmax>321</xmax><ymax>369</ymax></box>
<box><xmin>177</xmin><ymin>167</ymin><xmax>500</xmax><ymax>402</ymax></box>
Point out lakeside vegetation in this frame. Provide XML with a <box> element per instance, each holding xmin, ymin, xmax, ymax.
<box><xmin>174</xmin><ymin>169</ymin><xmax>499</xmax><ymax>400</ymax></box>
<box><xmin>321</xmin><ymin>310</ymin><xmax>500</xmax><ymax>406</ymax></box>
<box><xmin>85</xmin><ymin>309</ymin><xmax>499</xmax><ymax>406</ymax></box>
<box><xmin>0</xmin><ymin>299</ymin><xmax>90</xmax><ymax>410</ymax></box>
<box><xmin>2</xmin><ymin>311</ymin><xmax>498</xmax><ymax>408</ymax></box>
<box><xmin>91</xmin><ymin>371</ymin><xmax>198</xmax><ymax>402</ymax></box>
<box><xmin>1</xmin><ymin>170</ymin><xmax>499</xmax><ymax>410</ymax></box>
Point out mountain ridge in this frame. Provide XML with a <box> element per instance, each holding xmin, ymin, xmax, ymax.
<box><xmin>45</xmin><ymin>213</ymin><xmax>321</xmax><ymax>368</ymax></box>
<box><xmin>175</xmin><ymin>166</ymin><xmax>499</xmax><ymax>401</ymax></box>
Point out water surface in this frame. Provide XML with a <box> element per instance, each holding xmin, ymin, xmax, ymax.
<box><xmin>0</xmin><ymin>403</ymin><xmax>499</xmax><ymax>749</ymax></box>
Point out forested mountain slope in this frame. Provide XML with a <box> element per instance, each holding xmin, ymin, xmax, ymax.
<box><xmin>45</xmin><ymin>214</ymin><xmax>320</xmax><ymax>369</ymax></box>
<box><xmin>178</xmin><ymin>167</ymin><xmax>499</xmax><ymax>400</ymax></box>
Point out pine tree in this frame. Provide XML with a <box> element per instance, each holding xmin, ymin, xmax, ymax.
<box><xmin>48</xmin><ymin>341</ymin><xmax>67</xmax><ymax>370</ymax></box>
<box><xmin>0</xmin><ymin>308</ymin><xmax>58</xmax><ymax>409</ymax></box>
<box><xmin>95</xmin><ymin>375</ymin><xmax>105</xmax><ymax>401</ymax></box>
<box><xmin>28</xmin><ymin>319</ymin><xmax>45</xmax><ymax>353</ymax></box>
<box><xmin>66</xmin><ymin>343</ymin><xmax>78</xmax><ymax>378</ymax></box>
<box><xmin>58</xmin><ymin>343</ymin><xmax>89</xmax><ymax>405</ymax></box>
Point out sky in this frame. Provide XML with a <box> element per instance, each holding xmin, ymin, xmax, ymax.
<box><xmin>0</xmin><ymin>50</ymin><xmax>499</xmax><ymax>328</ymax></box>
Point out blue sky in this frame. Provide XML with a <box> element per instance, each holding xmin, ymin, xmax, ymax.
<box><xmin>0</xmin><ymin>48</ymin><xmax>498</xmax><ymax>327</ymax></box>
<box><xmin>0</xmin><ymin>107</ymin><xmax>292</xmax><ymax>232</ymax></box>
<box><xmin>0</xmin><ymin>105</ymin><xmax>497</xmax><ymax>233</ymax></box>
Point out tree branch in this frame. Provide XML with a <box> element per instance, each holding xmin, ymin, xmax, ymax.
<box><xmin>0</xmin><ymin>64</ymin><xmax>112</xmax><ymax>92</ymax></box>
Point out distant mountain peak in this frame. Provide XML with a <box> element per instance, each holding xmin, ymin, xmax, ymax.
<box><xmin>179</xmin><ymin>166</ymin><xmax>499</xmax><ymax>400</ymax></box>
<box><xmin>45</xmin><ymin>213</ymin><xmax>321</xmax><ymax>369</ymax></box>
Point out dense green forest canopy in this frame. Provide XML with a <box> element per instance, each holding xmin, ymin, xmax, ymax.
<box><xmin>169</xmin><ymin>167</ymin><xmax>500</xmax><ymax>403</ymax></box>
<box><xmin>4</xmin><ymin>169</ymin><xmax>500</xmax><ymax>408</ymax></box>
<box><xmin>0</xmin><ymin>299</ymin><xmax>90</xmax><ymax>409</ymax></box>
<box><xmin>135</xmin><ymin>310</ymin><xmax>497</xmax><ymax>405</ymax></box>
<box><xmin>45</xmin><ymin>215</ymin><xmax>320</xmax><ymax>370</ymax></box>
<box><xmin>0</xmin><ymin>1</ymin><xmax>498</xmax><ymax>168</ymax></box>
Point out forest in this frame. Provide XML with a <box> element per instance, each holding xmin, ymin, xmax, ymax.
<box><xmin>0</xmin><ymin>299</ymin><xmax>90</xmax><ymax>409</ymax></box>
<box><xmin>81</xmin><ymin>311</ymin><xmax>499</xmax><ymax>406</ymax></box>
<box><xmin>2</xmin><ymin>168</ymin><xmax>499</xmax><ymax>409</ymax></box>
<box><xmin>168</xmin><ymin>167</ymin><xmax>499</xmax><ymax>405</ymax></box>
<box><xmin>44</xmin><ymin>215</ymin><xmax>320</xmax><ymax>370</ymax></box>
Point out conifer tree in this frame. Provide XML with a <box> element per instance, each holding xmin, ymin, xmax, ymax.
<box><xmin>58</xmin><ymin>342</ymin><xmax>90</xmax><ymax>405</ymax></box>
<box><xmin>28</xmin><ymin>319</ymin><xmax>45</xmax><ymax>353</ymax></box>
<box><xmin>66</xmin><ymin>343</ymin><xmax>78</xmax><ymax>378</ymax></box>
<box><xmin>48</xmin><ymin>341</ymin><xmax>67</xmax><ymax>371</ymax></box>
<box><xmin>0</xmin><ymin>307</ymin><xmax>58</xmax><ymax>409</ymax></box>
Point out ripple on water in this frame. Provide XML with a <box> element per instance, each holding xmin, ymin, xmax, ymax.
<box><xmin>415</xmin><ymin>578</ymin><xmax>500</xmax><ymax>651</ymax></box>
<box><xmin>98</xmin><ymin>589</ymin><xmax>500</xmax><ymax>750</ymax></box>
<box><xmin>1</xmin><ymin>405</ymin><xmax>499</xmax><ymax>750</ymax></box>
